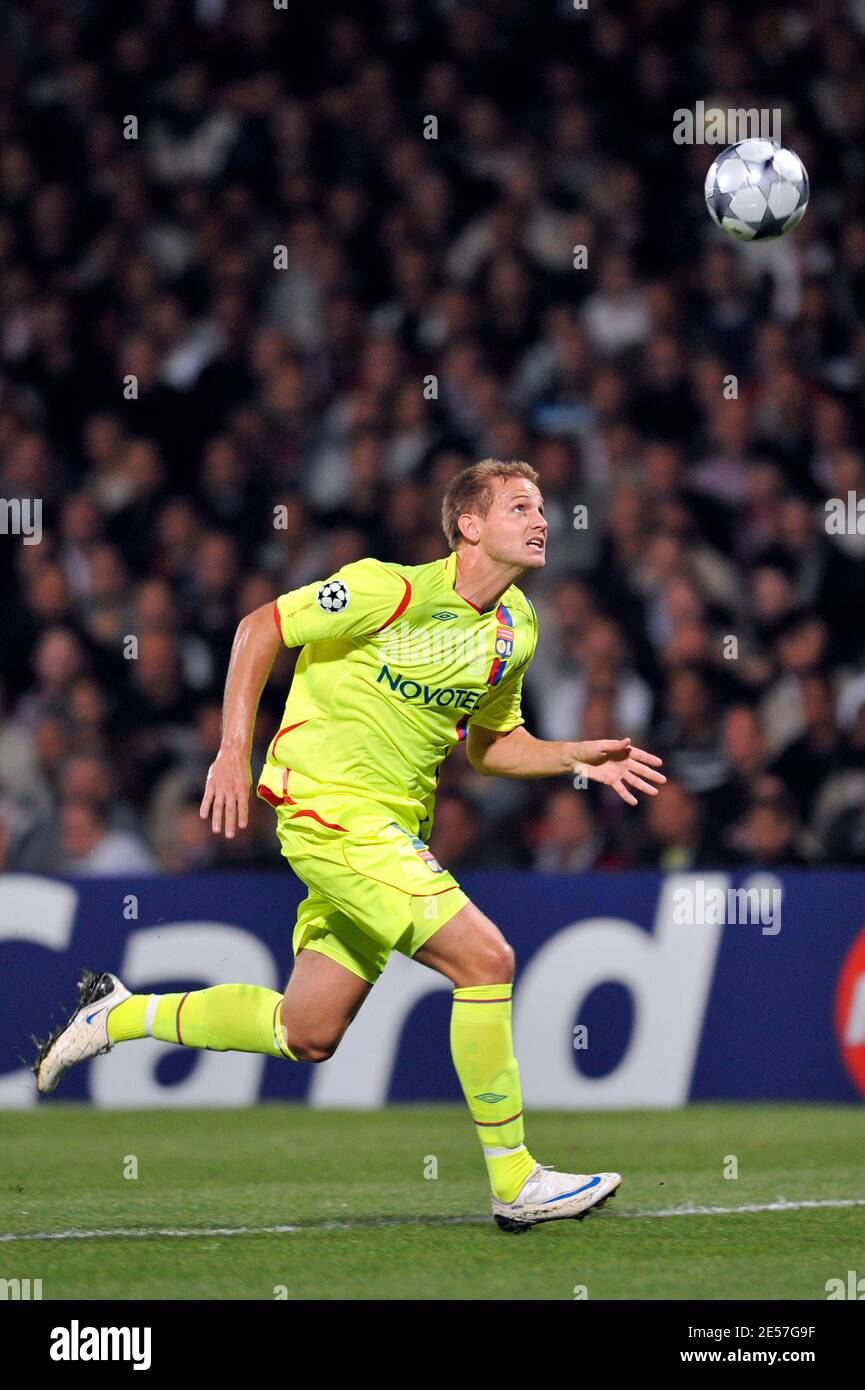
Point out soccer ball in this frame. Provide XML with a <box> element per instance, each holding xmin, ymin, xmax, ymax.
<box><xmin>704</xmin><ymin>139</ymin><xmax>809</xmax><ymax>241</ymax></box>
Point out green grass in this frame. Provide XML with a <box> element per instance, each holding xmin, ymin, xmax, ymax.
<box><xmin>1</xmin><ymin>1105</ymin><xmax>864</xmax><ymax>1300</ymax></box>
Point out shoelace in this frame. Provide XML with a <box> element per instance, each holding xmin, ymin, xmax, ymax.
<box><xmin>523</xmin><ymin>1162</ymin><xmax>557</xmax><ymax>1194</ymax></box>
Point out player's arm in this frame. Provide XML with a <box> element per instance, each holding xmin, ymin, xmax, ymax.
<box><xmin>466</xmin><ymin>602</ymin><xmax>664</xmax><ymax>804</ymax></box>
<box><xmin>466</xmin><ymin>724</ymin><xmax>665</xmax><ymax>805</ymax></box>
<box><xmin>200</xmin><ymin>601</ymin><xmax>282</xmax><ymax>838</ymax></box>
<box><xmin>201</xmin><ymin>559</ymin><xmax>409</xmax><ymax>838</ymax></box>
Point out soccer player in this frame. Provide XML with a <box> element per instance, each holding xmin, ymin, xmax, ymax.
<box><xmin>34</xmin><ymin>460</ymin><xmax>665</xmax><ymax>1232</ymax></box>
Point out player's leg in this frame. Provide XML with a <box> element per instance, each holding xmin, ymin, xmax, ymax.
<box><xmin>33</xmin><ymin>969</ymin><xmax>296</xmax><ymax>1094</ymax></box>
<box><xmin>413</xmin><ymin>901</ymin><xmax>621</xmax><ymax>1231</ymax></box>
<box><xmin>109</xmin><ymin>980</ymin><xmax>297</xmax><ymax>1057</ymax></box>
<box><xmin>33</xmin><ymin>947</ymin><xmax>373</xmax><ymax>1093</ymax></box>
<box><xmin>277</xmin><ymin>947</ymin><xmax>373</xmax><ymax>1062</ymax></box>
<box><xmin>412</xmin><ymin>898</ymin><xmax>514</xmax><ymax>986</ymax></box>
<box><xmin>412</xmin><ymin>901</ymin><xmax>532</xmax><ymax>1201</ymax></box>
<box><xmin>108</xmin><ymin>891</ymin><xmax>377</xmax><ymax>1063</ymax></box>
<box><xmin>32</xmin><ymin>884</ymin><xmax>379</xmax><ymax>1094</ymax></box>
<box><xmin>280</xmin><ymin>807</ymin><xmax>545</xmax><ymax>1219</ymax></box>
<box><xmin>32</xmin><ymin>801</ymin><xmax>389</xmax><ymax>1094</ymax></box>
<box><xmin>110</xmin><ymin>946</ymin><xmax>373</xmax><ymax>1062</ymax></box>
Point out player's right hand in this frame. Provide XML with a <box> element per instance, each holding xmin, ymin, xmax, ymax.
<box><xmin>572</xmin><ymin>738</ymin><xmax>666</xmax><ymax>806</ymax></box>
<box><xmin>200</xmin><ymin>747</ymin><xmax>252</xmax><ymax>839</ymax></box>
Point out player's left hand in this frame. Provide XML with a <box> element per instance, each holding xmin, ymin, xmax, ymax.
<box><xmin>572</xmin><ymin>738</ymin><xmax>666</xmax><ymax>806</ymax></box>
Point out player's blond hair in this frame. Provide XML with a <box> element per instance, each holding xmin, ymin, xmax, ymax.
<box><xmin>441</xmin><ymin>458</ymin><xmax>540</xmax><ymax>551</ymax></box>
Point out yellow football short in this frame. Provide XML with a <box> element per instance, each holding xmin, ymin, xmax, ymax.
<box><xmin>270</xmin><ymin>793</ymin><xmax>470</xmax><ymax>984</ymax></box>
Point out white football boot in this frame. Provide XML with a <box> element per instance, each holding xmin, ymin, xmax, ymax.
<box><xmin>491</xmin><ymin>1164</ymin><xmax>621</xmax><ymax>1232</ymax></box>
<box><xmin>33</xmin><ymin>970</ymin><xmax>131</xmax><ymax>1095</ymax></box>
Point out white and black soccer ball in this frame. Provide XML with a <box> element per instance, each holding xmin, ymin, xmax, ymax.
<box><xmin>704</xmin><ymin>139</ymin><xmax>809</xmax><ymax>241</ymax></box>
<box><xmin>316</xmin><ymin>579</ymin><xmax>350</xmax><ymax>612</ymax></box>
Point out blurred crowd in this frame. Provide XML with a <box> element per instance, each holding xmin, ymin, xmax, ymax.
<box><xmin>2</xmin><ymin>0</ymin><xmax>865</xmax><ymax>877</ymax></box>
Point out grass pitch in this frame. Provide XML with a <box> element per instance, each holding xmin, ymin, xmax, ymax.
<box><xmin>2</xmin><ymin>1104</ymin><xmax>864</xmax><ymax>1300</ymax></box>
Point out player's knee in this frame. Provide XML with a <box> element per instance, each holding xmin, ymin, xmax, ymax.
<box><xmin>283</xmin><ymin>1030</ymin><xmax>339</xmax><ymax>1064</ymax></box>
<box><xmin>279</xmin><ymin>993</ymin><xmax>344</xmax><ymax>1062</ymax></box>
<box><xmin>468</xmin><ymin>936</ymin><xmax>515</xmax><ymax>985</ymax></box>
<box><xmin>490</xmin><ymin>939</ymin><xmax>515</xmax><ymax>983</ymax></box>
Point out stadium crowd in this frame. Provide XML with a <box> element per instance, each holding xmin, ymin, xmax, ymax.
<box><xmin>2</xmin><ymin>0</ymin><xmax>865</xmax><ymax>877</ymax></box>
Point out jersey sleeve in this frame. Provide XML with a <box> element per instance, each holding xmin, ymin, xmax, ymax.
<box><xmin>469</xmin><ymin>599</ymin><xmax>539</xmax><ymax>733</ymax></box>
<box><xmin>273</xmin><ymin>558</ymin><xmax>411</xmax><ymax>648</ymax></box>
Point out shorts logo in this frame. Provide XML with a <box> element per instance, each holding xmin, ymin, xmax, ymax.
<box><xmin>389</xmin><ymin>822</ymin><xmax>445</xmax><ymax>873</ymax></box>
<box><xmin>417</xmin><ymin>848</ymin><xmax>444</xmax><ymax>873</ymax></box>
<box><xmin>317</xmin><ymin>579</ymin><xmax>350</xmax><ymax>613</ymax></box>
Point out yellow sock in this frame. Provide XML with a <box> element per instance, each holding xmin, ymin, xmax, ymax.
<box><xmin>107</xmin><ymin>985</ymin><xmax>296</xmax><ymax>1059</ymax></box>
<box><xmin>106</xmin><ymin>994</ymin><xmax>149</xmax><ymax>1042</ymax></box>
<box><xmin>450</xmin><ymin>983</ymin><xmax>537</xmax><ymax>1201</ymax></box>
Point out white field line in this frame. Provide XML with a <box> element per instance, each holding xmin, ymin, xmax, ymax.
<box><xmin>636</xmin><ymin>1198</ymin><xmax>865</xmax><ymax>1218</ymax></box>
<box><xmin>2</xmin><ymin>1197</ymin><xmax>865</xmax><ymax>1243</ymax></box>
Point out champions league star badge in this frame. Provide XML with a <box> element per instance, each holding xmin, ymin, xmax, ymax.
<box><xmin>317</xmin><ymin>579</ymin><xmax>350</xmax><ymax>612</ymax></box>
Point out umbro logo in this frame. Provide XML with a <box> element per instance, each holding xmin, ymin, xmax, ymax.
<box><xmin>431</xmin><ymin>611</ymin><xmax>457</xmax><ymax>620</ymax></box>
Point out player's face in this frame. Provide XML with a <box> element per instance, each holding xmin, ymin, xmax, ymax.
<box><xmin>478</xmin><ymin>478</ymin><xmax>547</xmax><ymax>569</ymax></box>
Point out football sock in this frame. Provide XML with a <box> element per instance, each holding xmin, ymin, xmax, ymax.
<box><xmin>450</xmin><ymin>983</ymin><xmax>537</xmax><ymax>1202</ymax></box>
<box><xmin>107</xmin><ymin>985</ymin><xmax>297</xmax><ymax>1059</ymax></box>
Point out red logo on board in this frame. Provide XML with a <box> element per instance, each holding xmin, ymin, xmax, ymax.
<box><xmin>835</xmin><ymin>926</ymin><xmax>865</xmax><ymax>1098</ymax></box>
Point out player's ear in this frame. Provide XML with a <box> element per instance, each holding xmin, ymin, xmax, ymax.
<box><xmin>458</xmin><ymin>513</ymin><xmax>478</xmax><ymax>543</ymax></box>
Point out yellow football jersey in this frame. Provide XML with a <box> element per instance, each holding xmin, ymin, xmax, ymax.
<box><xmin>256</xmin><ymin>551</ymin><xmax>537</xmax><ymax>829</ymax></box>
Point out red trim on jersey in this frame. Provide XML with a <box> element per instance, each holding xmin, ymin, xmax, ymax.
<box><xmin>257</xmin><ymin>768</ymin><xmax>295</xmax><ymax>807</ymax></box>
<box><xmin>257</xmin><ymin>784</ymin><xmax>284</xmax><ymax>808</ymax></box>
<box><xmin>443</xmin><ymin>553</ymin><xmax>486</xmax><ymax>612</ymax></box>
<box><xmin>288</xmin><ymin>808</ymin><xmax>348</xmax><ymax>832</ymax></box>
<box><xmin>270</xmin><ymin>718</ymin><xmax>310</xmax><ymax>760</ymax></box>
<box><xmin>258</xmin><ymin>767</ymin><xmax>345</xmax><ymax>829</ymax></box>
<box><xmin>273</xmin><ymin>600</ymin><xmax>284</xmax><ymax>641</ymax></box>
<box><xmin>374</xmin><ymin>574</ymin><xmax>412</xmax><ymax>632</ymax></box>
